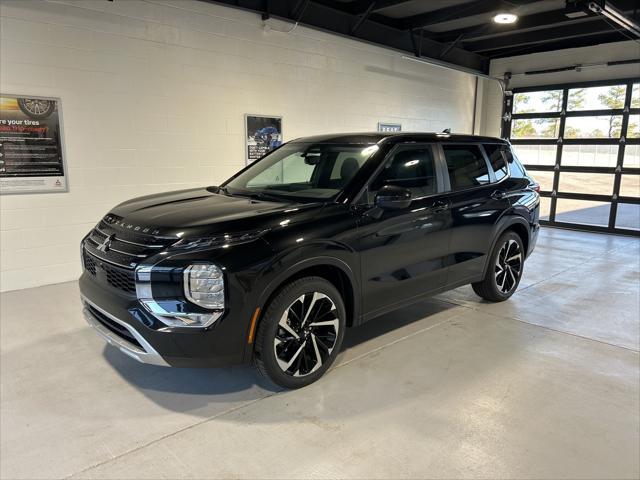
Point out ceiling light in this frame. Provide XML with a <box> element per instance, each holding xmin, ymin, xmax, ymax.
<box><xmin>493</xmin><ymin>13</ymin><xmax>518</xmax><ymax>24</ymax></box>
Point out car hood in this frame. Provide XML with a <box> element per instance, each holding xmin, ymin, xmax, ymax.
<box><xmin>109</xmin><ymin>187</ymin><xmax>323</xmax><ymax>237</ymax></box>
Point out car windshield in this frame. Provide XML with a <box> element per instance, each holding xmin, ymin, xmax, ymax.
<box><xmin>223</xmin><ymin>142</ymin><xmax>378</xmax><ymax>202</ymax></box>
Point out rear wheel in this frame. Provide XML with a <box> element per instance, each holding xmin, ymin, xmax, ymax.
<box><xmin>254</xmin><ymin>277</ymin><xmax>346</xmax><ymax>389</ymax></box>
<box><xmin>472</xmin><ymin>231</ymin><xmax>524</xmax><ymax>302</ymax></box>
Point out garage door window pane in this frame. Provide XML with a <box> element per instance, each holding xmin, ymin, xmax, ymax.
<box><xmin>564</xmin><ymin>116</ymin><xmax>623</xmax><ymax>138</ymax></box>
<box><xmin>558</xmin><ymin>172</ymin><xmax>614</xmax><ymax>196</ymax></box>
<box><xmin>619</xmin><ymin>175</ymin><xmax>640</xmax><ymax>198</ymax></box>
<box><xmin>511</xmin><ymin>118</ymin><xmax>559</xmax><ymax>139</ymax></box>
<box><xmin>615</xmin><ymin>203</ymin><xmax>640</xmax><ymax>230</ymax></box>
<box><xmin>561</xmin><ymin>144</ymin><xmax>618</xmax><ymax>168</ymax></box>
<box><xmin>555</xmin><ymin>199</ymin><xmax>610</xmax><ymax>226</ymax></box>
<box><xmin>529</xmin><ymin>170</ymin><xmax>554</xmax><ymax>192</ymax></box>
<box><xmin>539</xmin><ymin>196</ymin><xmax>551</xmax><ymax>221</ymax></box>
<box><xmin>626</xmin><ymin>115</ymin><xmax>639</xmax><ymax>138</ymax></box>
<box><xmin>624</xmin><ymin>145</ymin><xmax>639</xmax><ymax>167</ymax></box>
<box><xmin>567</xmin><ymin>85</ymin><xmax>627</xmax><ymax>111</ymax></box>
<box><xmin>512</xmin><ymin>144</ymin><xmax>557</xmax><ymax>166</ymax></box>
<box><xmin>631</xmin><ymin>83</ymin><xmax>639</xmax><ymax>108</ymax></box>
<box><xmin>513</xmin><ymin>90</ymin><xmax>563</xmax><ymax>113</ymax></box>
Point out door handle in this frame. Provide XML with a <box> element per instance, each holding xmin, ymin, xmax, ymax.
<box><xmin>429</xmin><ymin>200</ymin><xmax>450</xmax><ymax>213</ymax></box>
<box><xmin>490</xmin><ymin>190</ymin><xmax>505</xmax><ymax>200</ymax></box>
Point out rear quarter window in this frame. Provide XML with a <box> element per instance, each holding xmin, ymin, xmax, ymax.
<box><xmin>503</xmin><ymin>146</ymin><xmax>527</xmax><ymax>179</ymax></box>
<box><xmin>483</xmin><ymin>144</ymin><xmax>509</xmax><ymax>181</ymax></box>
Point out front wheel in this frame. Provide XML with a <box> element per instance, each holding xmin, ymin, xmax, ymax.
<box><xmin>254</xmin><ymin>277</ymin><xmax>346</xmax><ymax>389</ymax></box>
<box><xmin>472</xmin><ymin>231</ymin><xmax>524</xmax><ymax>302</ymax></box>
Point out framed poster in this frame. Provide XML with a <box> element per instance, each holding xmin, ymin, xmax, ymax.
<box><xmin>245</xmin><ymin>114</ymin><xmax>283</xmax><ymax>165</ymax></box>
<box><xmin>0</xmin><ymin>94</ymin><xmax>68</xmax><ymax>194</ymax></box>
<box><xmin>378</xmin><ymin>122</ymin><xmax>402</xmax><ymax>132</ymax></box>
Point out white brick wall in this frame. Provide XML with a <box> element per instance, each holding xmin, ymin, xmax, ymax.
<box><xmin>479</xmin><ymin>40</ymin><xmax>640</xmax><ymax>138</ymax></box>
<box><xmin>0</xmin><ymin>0</ymin><xmax>478</xmax><ymax>292</ymax></box>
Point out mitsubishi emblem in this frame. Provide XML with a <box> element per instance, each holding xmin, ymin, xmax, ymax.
<box><xmin>97</xmin><ymin>234</ymin><xmax>114</xmax><ymax>253</ymax></box>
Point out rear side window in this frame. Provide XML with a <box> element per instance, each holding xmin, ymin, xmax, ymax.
<box><xmin>371</xmin><ymin>145</ymin><xmax>437</xmax><ymax>198</ymax></box>
<box><xmin>442</xmin><ymin>145</ymin><xmax>490</xmax><ymax>190</ymax></box>
<box><xmin>483</xmin><ymin>144</ymin><xmax>509</xmax><ymax>181</ymax></box>
<box><xmin>503</xmin><ymin>147</ymin><xmax>527</xmax><ymax>178</ymax></box>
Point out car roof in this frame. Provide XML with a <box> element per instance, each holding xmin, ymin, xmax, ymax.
<box><xmin>289</xmin><ymin>132</ymin><xmax>508</xmax><ymax>145</ymax></box>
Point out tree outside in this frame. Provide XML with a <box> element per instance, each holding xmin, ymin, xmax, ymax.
<box><xmin>598</xmin><ymin>85</ymin><xmax>626</xmax><ymax>137</ymax></box>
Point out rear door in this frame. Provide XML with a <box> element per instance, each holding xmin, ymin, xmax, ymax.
<box><xmin>440</xmin><ymin>143</ymin><xmax>511</xmax><ymax>285</ymax></box>
<box><xmin>356</xmin><ymin>143</ymin><xmax>452</xmax><ymax>318</ymax></box>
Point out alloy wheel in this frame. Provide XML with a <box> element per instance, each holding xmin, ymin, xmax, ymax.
<box><xmin>274</xmin><ymin>292</ymin><xmax>340</xmax><ymax>377</ymax></box>
<box><xmin>495</xmin><ymin>239</ymin><xmax>522</xmax><ymax>294</ymax></box>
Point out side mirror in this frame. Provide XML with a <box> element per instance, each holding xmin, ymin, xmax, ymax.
<box><xmin>375</xmin><ymin>185</ymin><xmax>411</xmax><ymax>210</ymax></box>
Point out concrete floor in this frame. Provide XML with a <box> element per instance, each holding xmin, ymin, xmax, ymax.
<box><xmin>1</xmin><ymin>228</ymin><xmax>639</xmax><ymax>479</ymax></box>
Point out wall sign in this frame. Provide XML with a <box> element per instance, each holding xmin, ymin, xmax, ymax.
<box><xmin>0</xmin><ymin>94</ymin><xmax>68</xmax><ymax>194</ymax></box>
<box><xmin>245</xmin><ymin>114</ymin><xmax>283</xmax><ymax>165</ymax></box>
<box><xmin>378</xmin><ymin>122</ymin><xmax>402</xmax><ymax>132</ymax></box>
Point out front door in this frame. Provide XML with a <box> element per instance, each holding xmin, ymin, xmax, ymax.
<box><xmin>356</xmin><ymin>144</ymin><xmax>453</xmax><ymax>319</ymax></box>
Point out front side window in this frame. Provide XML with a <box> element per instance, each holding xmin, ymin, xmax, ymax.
<box><xmin>370</xmin><ymin>145</ymin><xmax>437</xmax><ymax>199</ymax></box>
<box><xmin>483</xmin><ymin>144</ymin><xmax>509</xmax><ymax>181</ymax></box>
<box><xmin>225</xmin><ymin>143</ymin><xmax>377</xmax><ymax>202</ymax></box>
<box><xmin>443</xmin><ymin>145</ymin><xmax>490</xmax><ymax>190</ymax></box>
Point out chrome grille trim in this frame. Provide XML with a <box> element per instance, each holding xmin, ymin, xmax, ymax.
<box><xmin>84</xmin><ymin>221</ymin><xmax>178</xmax><ymax>272</ymax></box>
<box><xmin>105</xmin><ymin>245</ymin><xmax>147</xmax><ymax>258</ymax></box>
<box><xmin>83</xmin><ymin>248</ymin><xmax>134</xmax><ymax>270</ymax></box>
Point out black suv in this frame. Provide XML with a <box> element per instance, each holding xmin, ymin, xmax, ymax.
<box><xmin>80</xmin><ymin>133</ymin><xmax>539</xmax><ymax>388</ymax></box>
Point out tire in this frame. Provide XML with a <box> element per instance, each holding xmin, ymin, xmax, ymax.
<box><xmin>254</xmin><ymin>276</ymin><xmax>346</xmax><ymax>389</ymax></box>
<box><xmin>17</xmin><ymin>98</ymin><xmax>55</xmax><ymax>119</ymax></box>
<box><xmin>472</xmin><ymin>231</ymin><xmax>525</xmax><ymax>302</ymax></box>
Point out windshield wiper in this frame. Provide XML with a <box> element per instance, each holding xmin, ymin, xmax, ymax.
<box><xmin>225</xmin><ymin>188</ymin><xmax>285</xmax><ymax>202</ymax></box>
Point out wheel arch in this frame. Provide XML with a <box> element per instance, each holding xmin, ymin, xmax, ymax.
<box><xmin>482</xmin><ymin>216</ymin><xmax>531</xmax><ymax>278</ymax></box>
<box><xmin>258</xmin><ymin>257</ymin><xmax>359</xmax><ymax>327</ymax></box>
<box><xmin>242</xmin><ymin>255</ymin><xmax>360</xmax><ymax>363</ymax></box>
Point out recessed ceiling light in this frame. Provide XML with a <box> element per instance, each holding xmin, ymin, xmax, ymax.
<box><xmin>493</xmin><ymin>13</ymin><xmax>518</xmax><ymax>24</ymax></box>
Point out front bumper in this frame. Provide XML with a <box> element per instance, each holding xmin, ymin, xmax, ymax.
<box><xmin>79</xmin><ymin>271</ymin><xmax>254</xmax><ymax>368</ymax></box>
<box><xmin>83</xmin><ymin>297</ymin><xmax>169</xmax><ymax>366</ymax></box>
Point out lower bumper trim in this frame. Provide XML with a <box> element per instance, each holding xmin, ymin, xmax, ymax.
<box><xmin>82</xmin><ymin>297</ymin><xmax>169</xmax><ymax>367</ymax></box>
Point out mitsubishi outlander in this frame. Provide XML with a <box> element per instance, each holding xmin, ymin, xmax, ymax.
<box><xmin>80</xmin><ymin>133</ymin><xmax>540</xmax><ymax>388</ymax></box>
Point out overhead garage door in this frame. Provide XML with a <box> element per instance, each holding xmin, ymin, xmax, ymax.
<box><xmin>503</xmin><ymin>78</ymin><xmax>639</xmax><ymax>236</ymax></box>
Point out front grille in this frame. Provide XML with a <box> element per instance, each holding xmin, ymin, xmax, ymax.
<box><xmin>104</xmin><ymin>263</ymin><xmax>136</xmax><ymax>293</ymax></box>
<box><xmin>82</xmin><ymin>216</ymin><xmax>178</xmax><ymax>294</ymax></box>
<box><xmin>87</xmin><ymin>304</ymin><xmax>143</xmax><ymax>350</ymax></box>
<box><xmin>84</xmin><ymin>251</ymin><xmax>136</xmax><ymax>294</ymax></box>
<box><xmin>83</xmin><ymin>219</ymin><xmax>177</xmax><ymax>270</ymax></box>
<box><xmin>84</xmin><ymin>252</ymin><xmax>97</xmax><ymax>275</ymax></box>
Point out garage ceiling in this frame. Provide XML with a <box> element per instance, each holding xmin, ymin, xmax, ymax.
<box><xmin>204</xmin><ymin>0</ymin><xmax>640</xmax><ymax>73</ymax></box>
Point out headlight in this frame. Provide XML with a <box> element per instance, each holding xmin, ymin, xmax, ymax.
<box><xmin>183</xmin><ymin>264</ymin><xmax>224</xmax><ymax>309</ymax></box>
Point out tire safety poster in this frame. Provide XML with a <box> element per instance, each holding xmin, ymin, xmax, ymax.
<box><xmin>0</xmin><ymin>94</ymin><xmax>68</xmax><ymax>194</ymax></box>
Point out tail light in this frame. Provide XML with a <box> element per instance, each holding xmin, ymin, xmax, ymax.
<box><xmin>530</xmin><ymin>182</ymin><xmax>541</xmax><ymax>193</ymax></box>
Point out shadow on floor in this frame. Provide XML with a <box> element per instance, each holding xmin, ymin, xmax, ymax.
<box><xmin>103</xmin><ymin>297</ymin><xmax>460</xmax><ymax>411</ymax></box>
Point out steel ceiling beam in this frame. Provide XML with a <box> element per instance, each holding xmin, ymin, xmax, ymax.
<box><xmin>202</xmin><ymin>0</ymin><xmax>489</xmax><ymax>72</ymax></box>
<box><xmin>427</xmin><ymin>0</ymin><xmax>639</xmax><ymax>43</ymax></box>
<box><xmin>466</xmin><ymin>19</ymin><xmax>622</xmax><ymax>54</ymax></box>
<box><xmin>428</xmin><ymin>10</ymin><xmax>598</xmax><ymax>44</ymax></box>
<box><xmin>350</xmin><ymin>0</ymin><xmax>413</xmax><ymax>15</ymax></box>
<box><xmin>399</xmin><ymin>0</ymin><xmax>507</xmax><ymax>30</ymax></box>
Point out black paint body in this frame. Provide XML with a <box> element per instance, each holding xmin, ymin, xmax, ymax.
<box><xmin>79</xmin><ymin>133</ymin><xmax>540</xmax><ymax>367</ymax></box>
